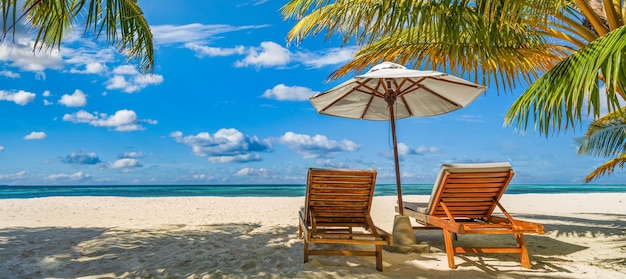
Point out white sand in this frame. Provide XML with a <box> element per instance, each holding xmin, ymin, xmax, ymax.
<box><xmin>0</xmin><ymin>193</ymin><xmax>624</xmax><ymax>278</ymax></box>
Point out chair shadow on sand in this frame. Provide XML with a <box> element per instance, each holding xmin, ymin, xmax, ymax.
<box><xmin>0</xmin><ymin>212</ymin><xmax>623</xmax><ymax>279</ymax></box>
<box><xmin>403</xmin><ymin>211</ymin><xmax>626</xmax><ymax>276</ymax></box>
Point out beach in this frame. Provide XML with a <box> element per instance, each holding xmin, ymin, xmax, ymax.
<box><xmin>0</xmin><ymin>193</ymin><xmax>624</xmax><ymax>278</ymax></box>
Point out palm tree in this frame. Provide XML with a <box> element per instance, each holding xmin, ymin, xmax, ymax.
<box><xmin>282</xmin><ymin>0</ymin><xmax>626</xmax><ymax>181</ymax></box>
<box><xmin>1</xmin><ymin>0</ymin><xmax>154</xmax><ymax>72</ymax></box>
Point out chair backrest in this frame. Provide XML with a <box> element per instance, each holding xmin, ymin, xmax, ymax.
<box><xmin>426</xmin><ymin>162</ymin><xmax>514</xmax><ymax>219</ymax></box>
<box><xmin>304</xmin><ymin>168</ymin><xmax>377</xmax><ymax>228</ymax></box>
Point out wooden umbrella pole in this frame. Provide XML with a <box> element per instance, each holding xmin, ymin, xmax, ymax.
<box><xmin>389</xmin><ymin>103</ymin><xmax>404</xmax><ymax>215</ymax></box>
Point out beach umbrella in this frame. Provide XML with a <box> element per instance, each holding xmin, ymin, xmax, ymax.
<box><xmin>310</xmin><ymin>62</ymin><xmax>487</xmax><ymax>214</ymax></box>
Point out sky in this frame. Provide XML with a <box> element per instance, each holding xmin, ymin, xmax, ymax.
<box><xmin>0</xmin><ymin>0</ymin><xmax>624</xmax><ymax>186</ymax></box>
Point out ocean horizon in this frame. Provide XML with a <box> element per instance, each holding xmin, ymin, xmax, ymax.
<box><xmin>1</xmin><ymin>183</ymin><xmax>625</xmax><ymax>199</ymax></box>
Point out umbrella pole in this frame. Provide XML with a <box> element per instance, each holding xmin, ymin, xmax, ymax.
<box><xmin>389</xmin><ymin>104</ymin><xmax>404</xmax><ymax>215</ymax></box>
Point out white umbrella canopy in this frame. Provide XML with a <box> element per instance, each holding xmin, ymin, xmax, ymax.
<box><xmin>310</xmin><ymin>62</ymin><xmax>487</xmax><ymax>214</ymax></box>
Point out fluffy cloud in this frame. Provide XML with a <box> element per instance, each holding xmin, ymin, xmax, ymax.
<box><xmin>58</xmin><ymin>89</ymin><xmax>87</xmax><ymax>107</ymax></box>
<box><xmin>262</xmin><ymin>84</ymin><xmax>318</xmax><ymax>101</ymax></box>
<box><xmin>0</xmin><ymin>90</ymin><xmax>36</xmax><ymax>105</ymax></box>
<box><xmin>171</xmin><ymin>128</ymin><xmax>272</xmax><ymax>163</ymax></box>
<box><xmin>235</xmin><ymin>41</ymin><xmax>291</xmax><ymax>68</ymax></box>
<box><xmin>62</xmin><ymin>152</ymin><xmax>101</xmax><ymax>165</ymax></box>
<box><xmin>62</xmin><ymin>109</ymin><xmax>157</xmax><ymax>132</ymax></box>
<box><xmin>108</xmin><ymin>158</ymin><xmax>143</xmax><ymax>169</ymax></box>
<box><xmin>47</xmin><ymin>171</ymin><xmax>92</xmax><ymax>182</ymax></box>
<box><xmin>0</xmin><ymin>145</ymin><xmax>4</xmax><ymax>152</ymax></box>
<box><xmin>24</xmin><ymin>131</ymin><xmax>47</xmax><ymax>140</ymax></box>
<box><xmin>105</xmin><ymin>65</ymin><xmax>164</xmax><ymax>93</ymax></box>
<box><xmin>69</xmin><ymin>62</ymin><xmax>108</xmax><ymax>74</ymax></box>
<box><xmin>278</xmin><ymin>132</ymin><xmax>359</xmax><ymax>159</ymax></box>
<box><xmin>0</xmin><ymin>40</ymin><xmax>63</xmax><ymax>72</ymax></box>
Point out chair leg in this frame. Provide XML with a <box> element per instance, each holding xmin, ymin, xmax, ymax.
<box><xmin>375</xmin><ymin>244</ymin><xmax>383</xmax><ymax>271</ymax></box>
<box><xmin>515</xmin><ymin>233</ymin><xmax>531</xmax><ymax>268</ymax></box>
<box><xmin>442</xmin><ymin>229</ymin><xmax>456</xmax><ymax>269</ymax></box>
<box><xmin>303</xmin><ymin>240</ymin><xmax>309</xmax><ymax>263</ymax></box>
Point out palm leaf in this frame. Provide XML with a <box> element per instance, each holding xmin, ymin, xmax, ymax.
<box><xmin>282</xmin><ymin>0</ymin><xmax>567</xmax><ymax>47</ymax></box>
<box><xmin>577</xmin><ymin>108</ymin><xmax>626</xmax><ymax>157</ymax></box>
<box><xmin>1</xmin><ymin>0</ymin><xmax>154</xmax><ymax>73</ymax></box>
<box><xmin>504</xmin><ymin>24</ymin><xmax>626</xmax><ymax>135</ymax></box>
<box><xmin>583</xmin><ymin>153</ymin><xmax>626</xmax><ymax>182</ymax></box>
<box><xmin>328</xmin><ymin>19</ymin><xmax>568</xmax><ymax>92</ymax></box>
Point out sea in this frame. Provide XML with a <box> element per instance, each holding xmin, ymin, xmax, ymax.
<box><xmin>1</xmin><ymin>183</ymin><xmax>625</xmax><ymax>199</ymax></box>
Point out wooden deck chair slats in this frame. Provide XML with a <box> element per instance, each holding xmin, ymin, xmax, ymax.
<box><xmin>299</xmin><ymin>168</ymin><xmax>392</xmax><ymax>271</ymax></box>
<box><xmin>397</xmin><ymin>162</ymin><xmax>544</xmax><ymax>269</ymax></box>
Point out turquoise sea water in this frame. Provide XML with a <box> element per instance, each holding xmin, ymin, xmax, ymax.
<box><xmin>0</xmin><ymin>184</ymin><xmax>625</xmax><ymax>199</ymax></box>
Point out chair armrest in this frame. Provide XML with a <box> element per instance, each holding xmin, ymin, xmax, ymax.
<box><xmin>299</xmin><ymin>209</ymin><xmax>311</xmax><ymax>240</ymax></box>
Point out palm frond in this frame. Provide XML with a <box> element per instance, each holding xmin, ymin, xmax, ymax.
<box><xmin>577</xmin><ymin>108</ymin><xmax>626</xmax><ymax>157</ymax></box>
<box><xmin>504</xmin><ymin>24</ymin><xmax>626</xmax><ymax>135</ymax></box>
<box><xmin>583</xmin><ymin>153</ymin><xmax>626</xmax><ymax>182</ymax></box>
<box><xmin>328</xmin><ymin>24</ymin><xmax>566</xmax><ymax>92</ymax></box>
<box><xmin>1</xmin><ymin>0</ymin><xmax>154</xmax><ymax>73</ymax></box>
<box><xmin>282</xmin><ymin>0</ymin><xmax>567</xmax><ymax>46</ymax></box>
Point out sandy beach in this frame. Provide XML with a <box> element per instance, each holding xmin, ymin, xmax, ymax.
<box><xmin>0</xmin><ymin>193</ymin><xmax>624</xmax><ymax>278</ymax></box>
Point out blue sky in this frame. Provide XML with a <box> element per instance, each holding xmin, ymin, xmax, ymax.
<box><xmin>0</xmin><ymin>0</ymin><xmax>623</xmax><ymax>186</ymax></box>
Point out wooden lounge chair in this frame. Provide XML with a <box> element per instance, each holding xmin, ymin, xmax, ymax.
<box><xmin>299</xmin><ymin>168</ymin><xmax>392</xmax><ymax>271</ymax></box>
<box><xmin>397</xmin><ymin>162</ymin><xmax>544</xmax><ymax>268</ymax></box>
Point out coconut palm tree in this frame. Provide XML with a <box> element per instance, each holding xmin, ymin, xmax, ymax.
<box><xmin>1</xmin><ymin>0</ymin><xmax>154</xmax><ymax>72</ymax></box>
<box><xmin>282</xmin><ymin>0</ymin><xmax>626</xmax><ymax>181</ymax></box>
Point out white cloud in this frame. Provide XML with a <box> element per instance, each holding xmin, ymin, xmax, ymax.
<box><xmin>185</xmin><ymin>43</ymin><xmax>246</xmax><ymax>58</ymax></box>
<box><xmin>151</xmin><ymin>23</ymin><xmax>269</xmax><ymax>45</ymax></box>
<box><xmin>24</xmin><ymin>131</ymin><xmax>47</xmax><ymax>140</ymax></box>
<box><xmin>63</xmin><ymin>47</ymin><xmax>115</xmax><ymax>73</ymax></box>
<box><xmin>109</xmin><ymin>158</ymin><xmax>142</xmax><ymax>169</ymax></box>
<box><xmin>58</xmin><ymin>89</ymin><xmax>87</xmax><ymax>107</ymax></box>
<box><xmin>0</xmin><ymin>145</ymin><xmax>4</xmax><ymax>151</ymax></box>
<box><xmin>295</xmin><ymin>47</ymin><xmax>355</xmax><ymax>68</ymax></box>
<box><xmin>0</xmin><ymin>40</ymin><xmax>63</xmax><ymax>72</ymax></box>
<box><xmin>0</xmin><ymin>70</ymin><xmax>20</xmax><ymax>78</ymax></box>
<box><xmin>112</xmin><ymin>65</ymin><xmax>139</xmax><ymax>75</ymax></box>
<box><xmin>0</xmin><ymin>90</ymin><xmax>36</xmax><ymax>105</ymax></box>
<box><xmin>415</xmin><ymin>145</ymin><xmax>441</xmax><ymax>154</ymax></box>
<box><xmin>106</xmin><ymin>65</ymin><xmax>164</xmax><ymax>93</ymax></box>
<box><xmin>47</xmin><ymin>171</ymin><xmax>92</xmax><ymax>182</ymax></box>
<box><xmin>234</xmin><ymin>167</ymin><xmax>271</xmax><ymax>177</ymax></box>
<box><xmin>278</xmin><ymin>132</ymin><xmax>359</xmax><ymax>159</ymax></box>
<box><xmin>262</xmin><ymin>84</ymin><xmax>318</xmax><ymax>101</ymax></box>
<box><xmin>62</xmin><ymin>109</ymin><xmax>157</xmax><ymax>132</ymax></box>
<box><xmin>235</xmin><ymin>41</ymin><xmax>291</xmax><ymax>68</ymax></box>
<box><xmin>171</xmin><ymin>128</ymin><xmax>272</xmax><ymax>163</ymax></box>
<box><xmin>134</xmin><ymin>74</ymin><xmax>164</xmax><ymax>86</ymax></box>
<box><xmin>69</xmin><ymin>62</ymin><xmax>108</xmax><ymax>74</ymax></box>
<box><xmin>191</xmin><ymin>173</ymin><xmax>214</xmax><ymax>181</ymax></box>
<box><xmin>208</xmin><ymin>154</ymin><xmax>262</xmax><ymax>163</ymax></box>
<box><xmin>0</xmin><ymin>171</ymin><xmax>28</xmax><ymax>180</ymax></box>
